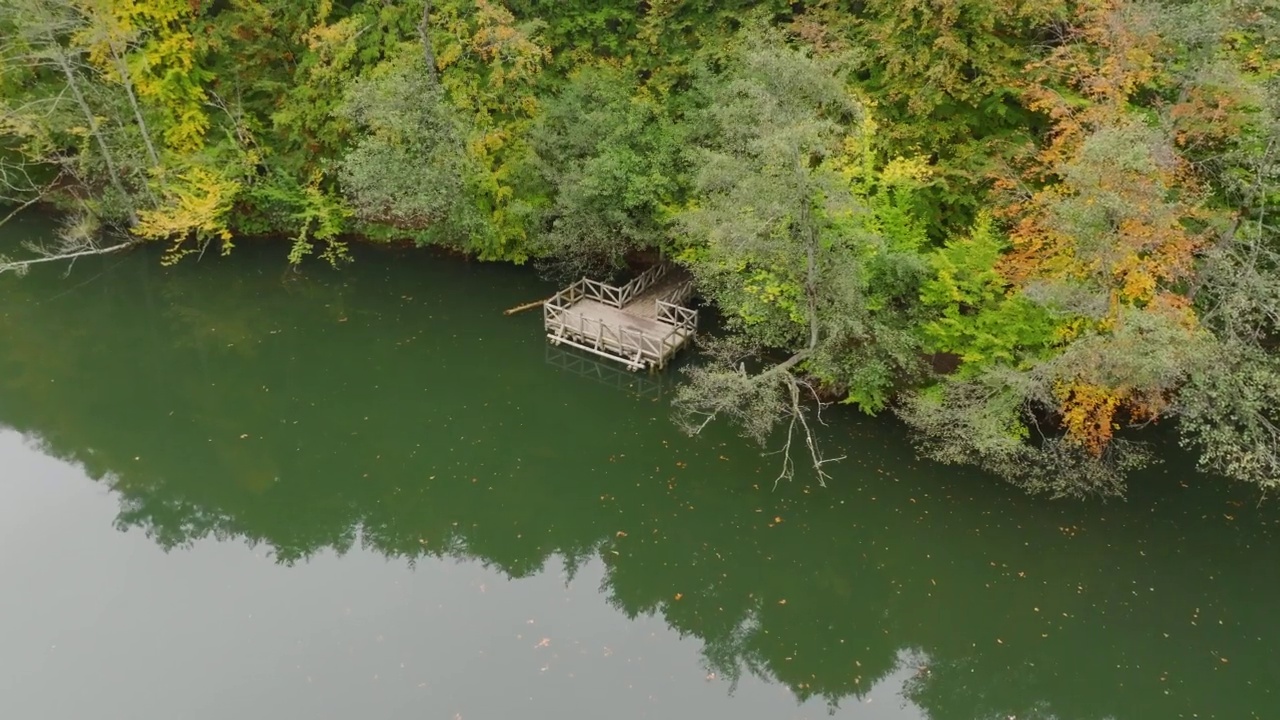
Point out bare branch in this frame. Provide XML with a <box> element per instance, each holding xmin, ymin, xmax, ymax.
<box><xmin>676</xmin><ymin>348</ymin><xmax>844</xmax><ymax>487</ymax></box>
<box><xmin>0</xmin><ymin>239</ymin><xmax>135</xmax><ymax>276</ymax></box>
<box><xmin>0</xmin><ymin>163</ymin><xmax>66</xmax><ymax>230</ymax></box>
<box><xmin>1</xmin><ymin>212</ymin><xmax>138</xmax><ymax>276</ymax></box>
<box><xmin>0</xmin><ymin>193</ymin><xmax>49</xmax><ymax>231</ymax></box>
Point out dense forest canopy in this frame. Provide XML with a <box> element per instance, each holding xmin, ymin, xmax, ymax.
<box><xmin>0</xmin><ymin>0</ymin><xmax>1277</xmax><ymax>496</ymax></box>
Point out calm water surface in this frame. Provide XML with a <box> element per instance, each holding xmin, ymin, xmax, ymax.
<box><xmin>1</xmin><ymin>216</ymin><xmax>1277</xmax><ymax>719</ymax></box>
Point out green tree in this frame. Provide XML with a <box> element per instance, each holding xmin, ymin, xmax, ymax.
<box><xmin>337</xmin><ymin>52</ymin><xmax>470</xmax><ymax>235</ymax></box>
<box><xmin>673</xmin><ymin>28</ymin><xmax>925</xmax><ymax>482</ymax></box>
<box><xmin>902</xmin><ymin>122</ymin><xmax>1218</xmax><ymax>498</ymax></box>
<box><xmin>529</xmin><ymin>65</ymin><xmax>687</xmax><ymax>278</ymax></box>
<box><xmin>918</xmin><ymin>212</ymin><xmax>1056</xmax><ymax>374</ymax></box>
<box><xmin>1178</xmin><ymin>76</ymin><xmax>1280</xmax><ymax>489</ymax></box>
<box><xmin>0</xmin><ymin>0</ymin><xmax>141</xmax><ymax>223</ymax></box>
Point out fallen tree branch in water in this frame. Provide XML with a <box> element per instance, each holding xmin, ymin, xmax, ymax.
<box><xmin>503</xmin><ymin>297</ymin><xmax>548</xmax><ymax>316</ymax></box>
<box><xmin>675</xmin><ymin>345</ymin><xmax>845</xmax><ymax>487</ymax></box>
<box><xmin>1</xmin><ymin>212</ymin><xmax>138</xmax><ymax>276</ymax></box>
<box><xmin>0</xmin><ymin>239</ymin><xmax>136</xmax><ymax>276</ymax></box>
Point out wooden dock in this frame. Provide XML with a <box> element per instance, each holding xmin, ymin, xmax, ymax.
<box><xmin>544</xmin><ymin>264</ymin><xmax>697</xmax><ymax>371</ymax></box>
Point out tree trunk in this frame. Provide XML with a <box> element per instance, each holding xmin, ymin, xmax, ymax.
<box><xmin>805</xmin><ymin>232</ymin><xmax>819</xmax><ymax>349</ymax></box>
<box><xmin>418</xmin><ymin>0</ymin><xmax>439</xmax><ymax>86</ymax></box>
<box><xmin>109</xmin><ymin>43</ymin><xmax>160</xmax><ymax>167</ymax></box>
<box><xmin>796</xmin><ymin>171</ymin><xmax>820</xmax><ymax>352</ymax></box>
<box><xmin>107</xmin><ymin>43</ymin><xmax>161</xmax><ymax>208</ymax></box>
<box><xmin>49</xmin><ymin>40</ymin><xmax>137</xmax><ymax>224</ymax></box>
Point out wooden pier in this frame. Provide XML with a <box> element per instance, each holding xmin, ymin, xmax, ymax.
<box><xmin>544</xmin><ymin>264</ymin><xmax>697</xmax><ymax>371</ymax></box>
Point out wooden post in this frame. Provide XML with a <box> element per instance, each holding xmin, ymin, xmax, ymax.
<box><xmin>504</xmin><ymin>298</ymin><xmax>548</xmax><ymax>315</ymax></box>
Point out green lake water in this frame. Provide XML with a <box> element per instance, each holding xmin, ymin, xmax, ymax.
<box><xmin>1</xmin><ymin>215</ymin><xmax>1277</xmax><ymax>719</ymax></box>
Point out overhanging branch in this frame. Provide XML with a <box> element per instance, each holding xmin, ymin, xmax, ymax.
<box><xmin>0</xmin><ymin>239</ymin><xmax>136</xmax><ymax>276</ymax></box>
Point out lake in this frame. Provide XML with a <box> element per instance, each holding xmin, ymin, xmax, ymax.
<box><xmin>1</xmin><ymin>215</ymin><xmax>1277</xmax><ymax>719</ymax></box>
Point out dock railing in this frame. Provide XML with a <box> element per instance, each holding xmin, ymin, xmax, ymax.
<box><xmin>545</xmin><ymin>305</ymin><xmax>678</xmax><ymax>370</ymax></box>
<box><xmin>654</xmin><ymin>276</ymin><xmax>695</xmax><ymax>309</ymax></box>
<box><xmin>656</xmin><ymin>300</ymin><xmax>698</xmax><ymax>331</ymax></box>
<box><xmin>543</xmin><ymin>263</ymin><xmax>696</xmax><ymax>370</ymax></box>
<box><xmin>545</xmin><ymin>264</ymin><xmax>681</xmax><ymax>311</ymax></box>
<box><xmin>615</xmin><ymin>263</ymin><xmax>668</xmax><ymax>306</ymax></box>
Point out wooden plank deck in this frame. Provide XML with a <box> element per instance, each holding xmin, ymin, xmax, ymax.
<box><xmin>544</xmin><ymin>264</ymin><xmax>697</xmax><ymax>371</ymax></box>
<box><xmin>569</xmin><ymin>298</ymin><xmax>670</xmax><ymax>335</ymax></box>
<box><xmin>624</xmin><ymin>272</ymin><xmax>690</xmax><ymax>319</ymax></box>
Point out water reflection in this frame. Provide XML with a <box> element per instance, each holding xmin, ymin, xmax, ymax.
<box><xmin>545</xmin><ymin>345</ymin><xmax>670</xmax><ymax>400</ymax></box>
<box><xmin>1</xmin><ymin>220</ymin><xmax>1277</xmax><ymax>719</ymax></box>
<box><xmin>4</xmin><ymin>429</ymin><xmax>939</xmax><ymax>720</ymax></box>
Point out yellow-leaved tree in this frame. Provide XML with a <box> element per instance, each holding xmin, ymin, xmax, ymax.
<box><xmin>134</xmin><ymin>166</ymin><xmax>240</xmax><ymax>264</ymax></box>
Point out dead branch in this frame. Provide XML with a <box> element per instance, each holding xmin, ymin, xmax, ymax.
<box><xmin>0</xmin><ymin>194</ymin><xmax>48</xmax><ymax>232</ymax></box>
<box><xmin>0</xmin><ymin>239</ymin><xmax>136</xmax><ymax>276</ymax></box>
<box><xmin>676</xmin><ymin>348</ymin><xmax>845</xmax><ymax>486</ymax></box>
<box><xmin>0</xmin><ymin>165</ymin><xmax>65</xmax><ymax>231</ymax></box>
<box><xmin>768</xmin><ymin>374</ymin><xmax>845</xmax><ymax>488</ymax></box>
<box><xmin>1</xmin><ymin>211</ymin><xmax>138</xmax><ymax>276</ymax></box>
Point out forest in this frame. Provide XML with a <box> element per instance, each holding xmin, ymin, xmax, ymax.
<box><xmin>0</xmin><ymin>0</ymin><xmax>1277</xmax><ymax>497</ymax></box>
